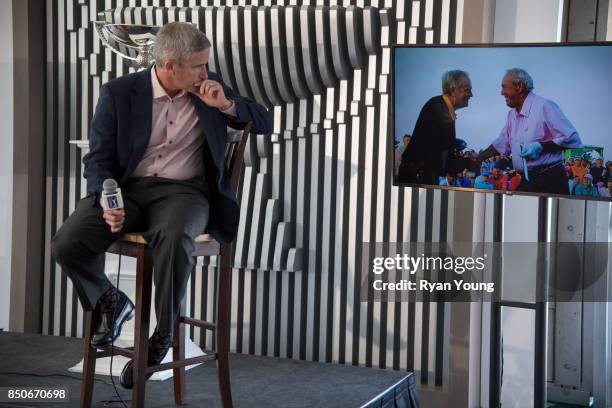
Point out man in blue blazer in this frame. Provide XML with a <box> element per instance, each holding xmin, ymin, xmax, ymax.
<box><xmin>51</xmin><ymin>22</ymin><xmax>272</xmax><ymax>387</ymax></box>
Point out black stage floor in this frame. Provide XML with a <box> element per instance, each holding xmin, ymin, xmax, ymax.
<box><xmin>0</xmin><ymin>332</ymin><xmax>417</xmax><ymax>408</ymax></box>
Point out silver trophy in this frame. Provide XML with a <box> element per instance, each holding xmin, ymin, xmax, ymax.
<box><xmin>94</xmin><ymin>23</ymin><xmax>160</xmax><ymax>70</ymax></box>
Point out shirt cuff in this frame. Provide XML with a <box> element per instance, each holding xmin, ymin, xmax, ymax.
<box><xmin>220</xmin><ymin>98</ymin><xmax>237</xmax><ymax>117</ymax></box>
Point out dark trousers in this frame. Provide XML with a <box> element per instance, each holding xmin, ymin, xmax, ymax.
<box><xmin>51</xmin><ymin>177</ymin><xmax>210</xmax><ymax>336</ymax></box>
<box><xmin>517</xmin><ymin>162</ymin><xmax>569</xmax><ymax>196</ymax></box>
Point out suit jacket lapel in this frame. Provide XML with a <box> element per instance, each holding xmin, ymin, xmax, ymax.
<box><xmin>126</xmin><ymin>68</ymin><xmax>153</xmax><ymax>177</ymax></box>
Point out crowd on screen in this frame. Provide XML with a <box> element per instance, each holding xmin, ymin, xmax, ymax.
<box><xmin>564</xmin><ymin>156</ymin><xmax>612</xmax><ymax>198</ymax></box>
<box><xmin>395</xmin><ymin>136</ymin><xmax>611</xmax><ymax>198</ymax></box>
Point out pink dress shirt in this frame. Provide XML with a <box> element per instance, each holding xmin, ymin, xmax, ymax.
<box><xmin>492</xmin><ymin>92</ymin><xmax>582</xmax><ymax>172</ymax></box>
<box><xmin>131</xmin><ymin>67</ymin><xmax>236</xmax><ymax>180</ymax></box>
<box><xmin>132</xmin><ymin>67</ymin><xmax>205</xmax><ymax>180</ymax></box>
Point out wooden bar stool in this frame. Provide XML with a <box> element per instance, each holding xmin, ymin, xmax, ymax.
<box><xmin>79</xmin><ymin>122</ymin><xmax>252</xmax><ymax>408</ymax></box>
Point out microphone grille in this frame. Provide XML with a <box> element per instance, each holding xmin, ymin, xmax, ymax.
<box><xmin>102</xmin><ymin>178</ymin><xmax>118</xmax><ymax>194</ymax></box>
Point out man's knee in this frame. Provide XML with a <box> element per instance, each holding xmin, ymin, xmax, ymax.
<box><xmin>152</xmin><ymin>226</ymin><xmax>196</xmax><ymax>255</ymax></box>
<box><xmin>51</xmin><ymin>229</ymin><xmax>74</xmax><ymax>264</ymax></box>
<box><xmin>167</xmin><ymin>228</ymin><xmax>194</xmax><ymax>248</ymax></box>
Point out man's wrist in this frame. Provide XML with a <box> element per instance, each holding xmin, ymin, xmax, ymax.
<box><xmin>221</xmin><ymin>97</ymin><xmax>234</xmax><ymax>111</ymax></box>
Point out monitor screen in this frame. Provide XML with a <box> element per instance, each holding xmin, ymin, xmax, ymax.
<box><xmin>392</xmin><ymin>43</ymin><xmax>612</xmax><ymax>202</ymax></box>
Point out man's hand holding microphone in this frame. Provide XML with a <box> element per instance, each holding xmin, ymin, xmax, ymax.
<box><xmin>100</xmin><ymin>179</ymin><xmax>125</xmax><ymax>234</ymax></box>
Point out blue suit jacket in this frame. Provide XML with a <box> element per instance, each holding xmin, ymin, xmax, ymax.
<box><xmin>83</xmin><ymin>67</ymin><xmax>272</xmax><ymax>244</ymax></box>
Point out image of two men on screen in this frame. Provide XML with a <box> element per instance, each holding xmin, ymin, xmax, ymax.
<box><xmin>394</xmin><ymin>45</ymin><xmax>612</xmax><ymax>200</ymax></box>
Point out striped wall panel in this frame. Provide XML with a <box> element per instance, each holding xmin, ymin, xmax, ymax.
<box><xmin>44</xmin><ymin>0</ymin><xmax>463</xmax><ymax>387</ymax></box>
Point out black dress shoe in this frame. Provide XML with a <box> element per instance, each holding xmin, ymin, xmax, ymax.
<box><xmin>90</xmin><ymin>288</ymin><xmax>135</xmax><ymax>347</ymax></box>
<box><xmin>120</xmin><ymin>331</ymin><xmax>172</xmax><ymax>389</ymax></box>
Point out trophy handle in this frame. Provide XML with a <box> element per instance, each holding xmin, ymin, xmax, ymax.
<box><xmin>94</xmin><ymin>21</ymin><xmax>139</xmax><ymax>63</ymax></box>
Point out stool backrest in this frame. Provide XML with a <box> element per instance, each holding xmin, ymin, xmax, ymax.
<box><xmin>225</xmin><ymin>122</ymin><xmax>252</xmax><ymax>193</ymax></box>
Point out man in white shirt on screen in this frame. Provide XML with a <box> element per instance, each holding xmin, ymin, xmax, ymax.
<box><xmin>478</xmin><ymin>68</ymin><xmax>582</xmax><ymax>195</ymax></box>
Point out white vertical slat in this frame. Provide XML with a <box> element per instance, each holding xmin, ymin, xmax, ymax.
<box><xmin>345</xmin><ymin>113</ymin><xmax>361</xmax><ymax>364</ymax></box>
<box><xmin>332</xmin><ymin>123</ymin><xmax>346</xmax><ymax>363</ymax></box>
<box><xmin>318</xmin><ymin>127</ymin><xmax>335</xmax><ymax>360</ymax></box>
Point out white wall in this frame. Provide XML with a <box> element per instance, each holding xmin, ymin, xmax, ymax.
<box><xmin>608</xmin><ymin>0</ymin><xmax>612</xmax><ymax>40</ymax></box>
<box><xmin>0</xmin><ymin>0</ymin><xmax>13</xmax><ymax>331</ymax></box>
<box><xmin>494</xmin><ymin>0</ymin><xmax>564</xmax><ymax>42</ymax></box>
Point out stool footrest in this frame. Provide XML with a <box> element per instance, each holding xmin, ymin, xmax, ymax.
<box><xmin>181</xmin><ymin>316</ymin><xmax>216</xmax><ymax>331</ymax></box>
<box><xmin>146</xmin><ymin>353</ymin><xmax>217</xmax><ymax>374</ymax></box>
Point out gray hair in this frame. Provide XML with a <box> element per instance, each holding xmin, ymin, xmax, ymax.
<box><xmin>505</xmin><ymin>68</ymin><xmax>534</xmax><ymax>92</ymax></box>
<box><xmin>442</xmin><ymin>70</ymin><xmax>470</xmax><ymax>95</ymax></box>
<box><xmin>153</xmin><ymin>22</ymin><xmax>211</xmax><ymax>66</ymax></box>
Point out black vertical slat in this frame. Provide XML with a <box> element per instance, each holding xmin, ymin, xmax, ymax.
<box><xmin>200</xmin><ymin>265</ymin><xmax>208</xmax><ymax>348</ymax></box>
<box><xmin>75</xmin><ymin>10</ymin><xmax>83</xmax><ymax>203</ymax></box>
<box><xmin>70</xmin><ymin>10</ymin><xmax>87</xmax><ymax>337</ymax></box>
<box><xmin>435</xmin><ymin>189</ymin><xmax>448</xmax><ymax>385</ymax></box>
<box><xmin>448</xmin><ymin>0</ymin><xmax>457</xmax><ymax>44</ymax></box>
<box><xmin>379</xmin><ymin>259</ymin><xmax>388</xmax><ymax>369</ymax></box>
<box><xmin>248</xmin><ymin>270</ymin><xmax>257</xmax><ymax>354</ymax></box>
<box><xmin>365</xmin><ymin>112</ymin><xmax>383</xmax><ymax>369</ymax></box>
<box><xmin>71</xmin><ymin>287</ymin><xmax>78</xmax><ymax>337</ymax></box>
<box><xmin>47</xmin><ymin>0</ymin><xmax>59</xmax><ymax>336</ymax></box>
<box><xmin>351</xmin><ymin>72</ymin><xmax>368</xmax><ymax>365</ymax></box>
<box><xmin>235</xmin><ymin>268</ymin><xmax>245</xmax><ymax>353</ymax></box>
<box><xmin>420</xmin><ymin>188</ymin><xmax>434</xmax><ymax>383</ymax></box>
<box><xmin>338</xmin><ymin>117</ymin><xmax>351</xmax><ymax>364</ymax></box>
<box><xmin>392</xmin><ymin>299</ymin><xmax>402</xmax><ymax>370</ymax></box>
<box><xmin>424</xmin><ymin>189</ymin><xmax>434</xmax><ymax>243</ymax></box>
<box><xmin>138</xmin><ymin>5</ymin><xmax>147</xmax><ymax>26</ymax></box>
<box><xmin>273</xmin><ymin>271</ymin><xmax>282</xmax><ymax>357</ymax></box>
<box><xmin>287</xmin><ymin>272</ymin><xmax>295</xmax><ymax>358</ymax></box>
<box><xmin>367</xmin><ymin>57</ymin><xmax>385</xmax><ymax>368</ymax></box>
<box><xmin>407</xmin><ymin>188</ymin><xmax>419</xmax><ymax>370</ymax></box>
<box><xmin>213</xmin><ymin>262</ymin><xmax>219</xmax><ymax>351</ymax></box>
<box><xmin>392</xmin><ymin>168</ymin><xmax>406</xmax><ymax>371</ymax></box>
<box><xmin>299</xmin><ymin>120</ymin><xmax>313</xmax><ymax>360</ymax></box>
<box><xmin>534</xmin><ymin>197</ymin><xmax>548</xmax><ymax>407</ymax></box>
<box><xmin>365</xmin><ymin>278</ymin><xmax>373</xmax><ymax>367</ymax></box>
<box><xmin>432</xmin><ymin>0</ymin><xmax>443</xmax><ymax>44</ymax></box>
<box><xmin>59</xmin><ymin>0</ymin><xmax>73</xmax><ymax>336</ymax></box>
<box><xmin>417</xmin><ymin>0</ymin><xmax>427</xmax><ymax>44</ymax></box>
<box><xmin>189</xmin><ymin>266</ymin><xmax>195</xmax><ymax>340</ymax></box>
<box><xmin>261</xmin><ymin>270</ymin><xmax>270</xmax><ymax>355</ymax></box>
<box><xmin>489</xmin><ymin>194</ymin><xmax>504</xmax><ymax>407</ymax></box>
<box><xmin>311</xmin><ymin>130</ymin><xmax>324</xmax><ymax>361</ymax></box>
<box><xmin>324</xmin><ymin>127</ymin><xmax>338</xmax><ymax>363</ymax></box>
<box><xmin>379</xmin><ymin>86</ymin><xmax>395</xmax><ymax>368</ymax></box>
<box><xmin>272</xmin><ymin>109</ymin><xmax>287</xmax><ymax>360</ymax></box>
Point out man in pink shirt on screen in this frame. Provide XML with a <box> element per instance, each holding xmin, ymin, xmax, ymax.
<box><xmin>51</xmin><ymin>22</ymin><xmax>272</xmax><ymax>388</ymax></box>
<box><xmin>478</xmin><ymin>68</ymin><xmax>582</xmax><ymax>195</ymax></box>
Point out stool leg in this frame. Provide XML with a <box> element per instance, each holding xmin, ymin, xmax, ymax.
<box><xmin>173</xmin><ymin>300</ymin><xmax>186</xmax><ymax>405</ymax></box>
<box><xmin>80</xmin><ymin>310</ymin><xmax>96</xmax><ymax>408</ymax></box>
<box><xmin>132</xmin><ymin>245</ymin><xmax>153</xmax><ymax>408</ymax></box>
<box><xmin>217</xmin><ymin>246</ymin><xmax>233</xmax><ymax>408</ymax></box>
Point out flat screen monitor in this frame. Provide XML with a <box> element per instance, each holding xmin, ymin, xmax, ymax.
<box><xmin>392</xmin><ymin>43</ymin><xmax>612</xmax><ymax>202</ymax></box>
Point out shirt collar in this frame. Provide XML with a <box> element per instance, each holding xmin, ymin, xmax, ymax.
<box><xmin>442</xmin><ymin>94</ymin><xmax>457</xmax><ymax>121</ymax></box>
<box><xmin>518</xmin><ymin>92</ymin><xmax>535</xmax><ymax>117</ymax></box>
<box><xmin>151</xmin><ymin>66</ymin><xmax>186</xmax><ymax>100</ymax></box>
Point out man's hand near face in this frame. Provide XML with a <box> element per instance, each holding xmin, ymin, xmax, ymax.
<box><xmin>191</xmin><ymin>79</ymin><xmax>234</xmax><ymax>111</ymax></box>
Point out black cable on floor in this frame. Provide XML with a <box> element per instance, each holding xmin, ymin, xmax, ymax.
<box><xmin>99</xmin><ymin>397</ymin><xmax>133</xmax><ymax>406</ymax></box>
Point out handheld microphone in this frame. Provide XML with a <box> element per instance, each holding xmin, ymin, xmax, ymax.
<box><xmin>101</xmin><ymin>178</ymin><xmax>124</xmax><ymax>210</ymax></box>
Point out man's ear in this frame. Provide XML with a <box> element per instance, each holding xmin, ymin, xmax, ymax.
<box><xmin>163</xmin><ymin>59</ymin><xmax>175</xmax><ymax>73</ymax></box>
